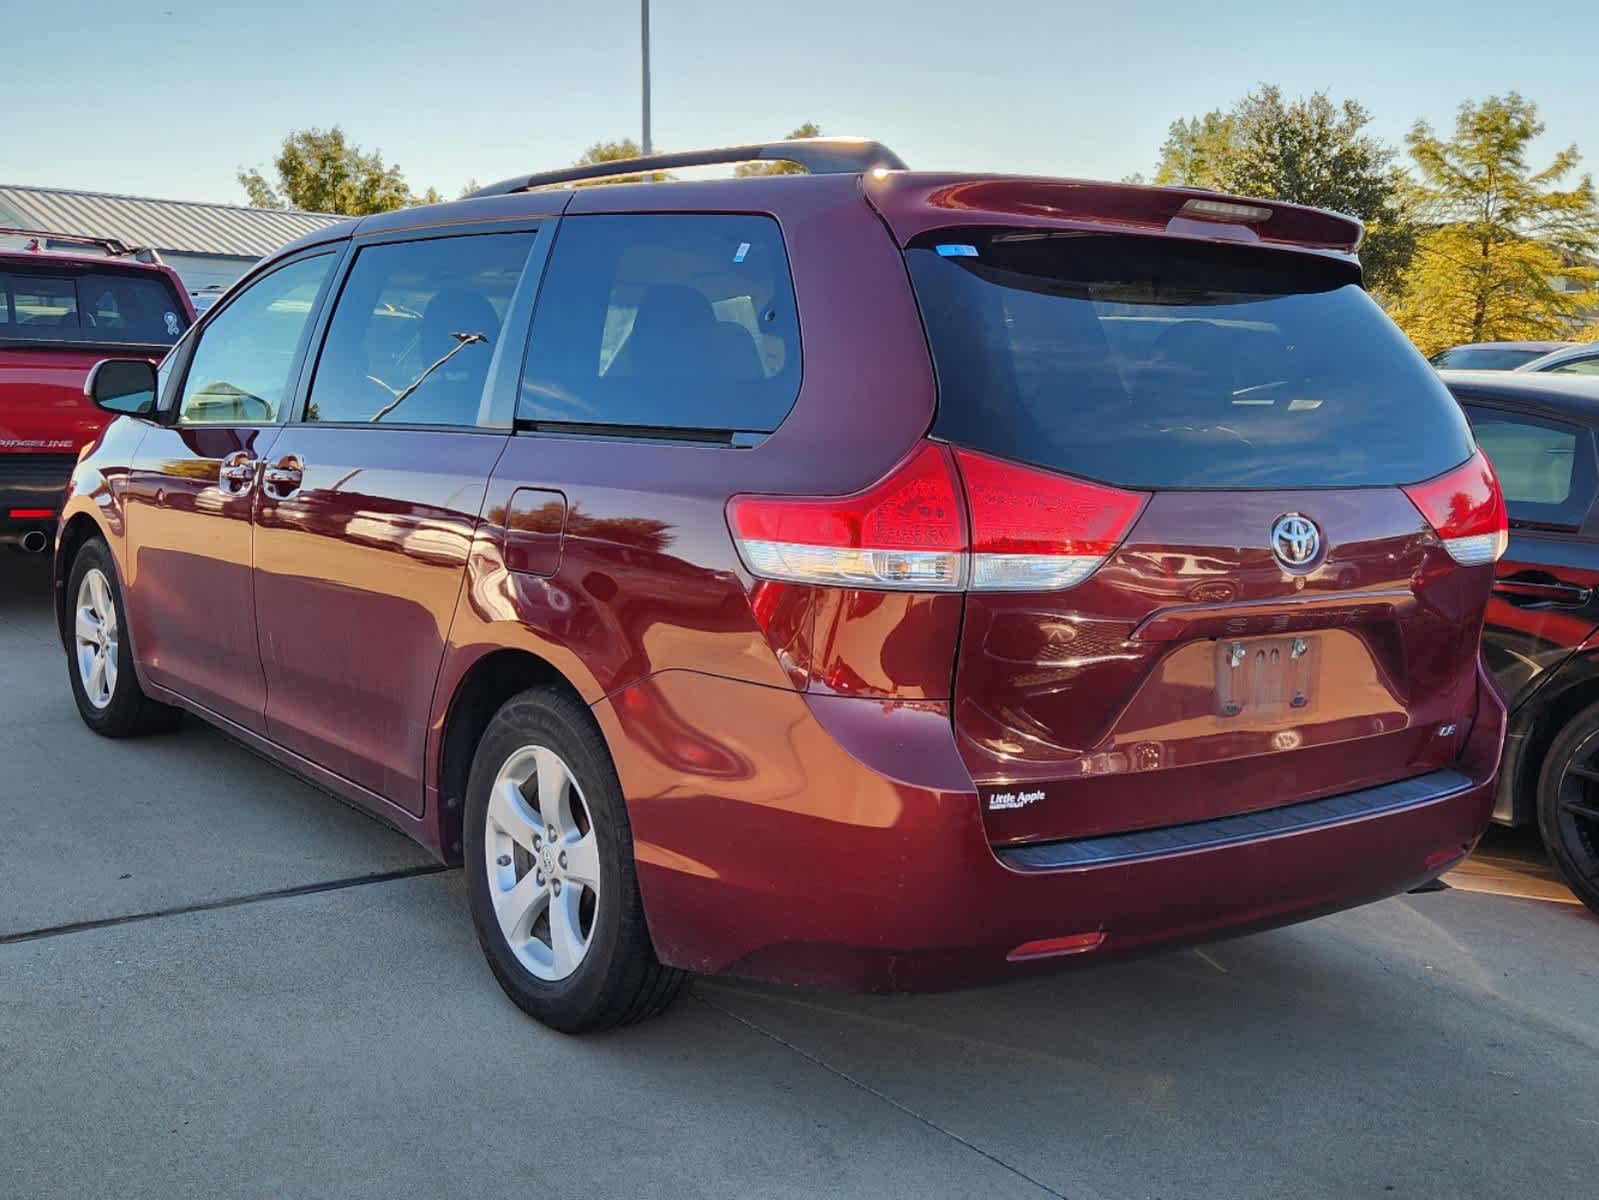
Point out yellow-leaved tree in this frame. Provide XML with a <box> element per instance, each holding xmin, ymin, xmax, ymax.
<box><xmin>1390</xmin><ymin>94</ymin><xmax>1599</xmax><ymax>356</ymax></box>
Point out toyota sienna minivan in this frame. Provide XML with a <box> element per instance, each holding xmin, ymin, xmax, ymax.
<box><xmin>61</xmin><ymin>139</ymin><xmax>1508</xmax><ymax>1032</ymax></box>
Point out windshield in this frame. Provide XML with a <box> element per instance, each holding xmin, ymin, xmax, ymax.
<box><xmin>908</xmin><ymin>230</ymin><xmax>1474</xmax><ymax>490</ymax></box>
<box><xmin>0</xmin><ymin>267</ymin><xmax>189</xmax><ymax>347</ymax></box>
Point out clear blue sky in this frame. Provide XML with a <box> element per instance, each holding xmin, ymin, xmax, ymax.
<box><xmin>13</xmin><ymin>0</ymin><xmax>1599</xmax><ymax>206</ymax></box>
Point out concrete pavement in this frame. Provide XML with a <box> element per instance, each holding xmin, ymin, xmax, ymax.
<box><xmin>3</xmin><ymin>550</ymin><xmax>1596</xmax><ymax>1199</ymax></box>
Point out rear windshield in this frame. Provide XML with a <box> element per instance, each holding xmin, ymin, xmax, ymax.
<box><xmin>907</xmin><ymin>231</ymin><xmax>1474</xmax><ymax>490</ymax></box>
<box><xmin>0</xmin><ymin>268</ymin><xmax>189</xmax><ymax>347</ymax></box>
<box><xmin>1429</xmin><ymin>346</ymin><xmax>1551</xmax><ymax>371</ymax></box>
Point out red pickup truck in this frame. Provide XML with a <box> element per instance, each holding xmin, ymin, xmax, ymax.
<box><xmin>1</xmin><ymin>230</ymin><xmax>194</xmax><ymax>550</ymax></box>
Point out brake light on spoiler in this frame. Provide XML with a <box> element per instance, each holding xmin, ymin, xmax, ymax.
<box><xmin>1401</xmin><ymin>449</ymin><xmax>1509</xmax><ymax>567</ymax></box>
<box><xmin>726</xmin><ymin>442</ymin><xmax>1148</xmax><ymax>592</ymax></box>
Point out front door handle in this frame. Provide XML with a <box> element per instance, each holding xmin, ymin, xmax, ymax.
<box><xmin>217</xmin><ymin>452</ymin><xmax>258</xmax><ymax>496</ymax></box>
<box><xmin>263</xmin><ymin>455</ymin><xmax>304</xmax><ymax>500</ymax></box>
<box><xmin>1493</xmin><ymin>577</ymin><xmax>1593</xmax><ymax>608</ymax></box>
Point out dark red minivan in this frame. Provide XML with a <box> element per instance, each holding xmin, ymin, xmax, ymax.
<box><xmin>59</xmin><ymin>139</ymin><xmax>1508</xmax><ymax>1032</ymax></box>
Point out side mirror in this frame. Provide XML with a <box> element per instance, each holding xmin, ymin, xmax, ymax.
<box><xmin>84</xmin><ymin>359</ymin><xmax>159</xmax><ymax>417</ymax></box>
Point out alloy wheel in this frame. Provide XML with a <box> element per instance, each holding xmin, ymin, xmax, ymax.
<box><xmin>1554</xmin><ymin>732</ymin><xmax>1599</xmax><ymax>888</ymax></box>
<box><xmin>74</xmin><ymin>568</ymin><xmax>119</xmax><ymax>710</ymax></box>
<box><xmin>483</xmin><ymin>744</ymin><xmax>602</xmax><ymax>981</ymax></box>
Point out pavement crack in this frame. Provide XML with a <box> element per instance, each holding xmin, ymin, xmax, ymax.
<box><xmin>693</xmin><ymin>988</ymin><xmax>1069</xmax><ymax>1199</ymax></box>
<box><xmin>0</xmin><ymin>863</ymin><xmax>455</xmax><ymax>946</ymax></box>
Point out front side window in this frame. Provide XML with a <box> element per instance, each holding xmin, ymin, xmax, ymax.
<box><xmin>305</xmin><ymin>232</ymin><xmax>534</xmax><ymax>427</ymax></box>
<box><xmin>1464</xmin><ymin>405</ymin><xmax>1595</xmax><ymax>528</ymax></box>
<box><xmin>520</xmin><ymin>214</ymin><xmax>801</xmax><ymax>434</ymax></box>
<box><xmin>178</xmin><ymin>254</ymin><xmax>335</xmax><ymax>425</ymax></box>
<box><xmin>1547</xmin><ymin>356</ymin><xmax>1599</xmax><ymax>377</ymax></box>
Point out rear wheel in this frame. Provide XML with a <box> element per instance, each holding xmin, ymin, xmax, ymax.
<box><xmin>1535</xmin><ymin>702</ymin><xmax>1599</xmax><ymax>916</ymax></box>
<box><xmin>65</xmin><ymin>539</ymin><xmax>182</xmax><ymax>737</ymax></box>
<box><xmin>463</xmin><ymin>688</ymin><xmax>686</xmax><ymax>1032</ymax></box>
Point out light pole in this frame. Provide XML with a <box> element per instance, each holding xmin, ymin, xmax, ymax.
<box><xmin>640</xmin><ymin>0</ymin><xmax>652</xmax><ymax>155</ymax></box>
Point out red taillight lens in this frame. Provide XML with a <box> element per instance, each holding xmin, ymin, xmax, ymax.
<box><xmin>726</xmin><ymin>442</ymin><xmax>967</xmax><ymax>590</ymax></box>
<box><xmin>1401</xmin><ymin>449</ymin><xmax>1509</xmax><ymax>567</ymax></box>
<box><xmin>727</xmin><ymin>442</ymin><xmax>1147</xmax><ymax>592</ymax></box>
<box><xmin>954</xmin><ymin>448</ymin><xmax>1148</xmax><ymax>591</ymax></box>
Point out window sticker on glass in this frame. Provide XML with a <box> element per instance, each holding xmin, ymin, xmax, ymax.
<box><xmin>734</xmin><ymin>242</ymin><xmax>750</xmax><ymax>263</ymax></box>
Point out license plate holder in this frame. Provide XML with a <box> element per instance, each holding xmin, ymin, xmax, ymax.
<box><xmin>1215</xmin><ymin>636</ymin><xmax>1316</xmax><ymax>718</ymax></box>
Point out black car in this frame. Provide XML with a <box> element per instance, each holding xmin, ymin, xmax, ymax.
<box><xmin>1444</xmin><ymin>369</ymin><xmax>1599</xmax><ymax>914</ymax></box>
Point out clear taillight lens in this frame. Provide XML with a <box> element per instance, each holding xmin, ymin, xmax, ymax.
<box><xmin>726</xmin><ymin>442</ymin><xmax>1148</xmax><ymax>592</ymax></box>
<box><xmin>1401</xmin><ymin>449</ymin><xmax>1509</xmax><ymax>566</ymax></box>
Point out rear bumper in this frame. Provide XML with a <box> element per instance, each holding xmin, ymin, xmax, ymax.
<box><xmin>0</xmin><ymin>455</ymin><xmax>73</xmax><ymax>537</ymax></box>
<box><xmin>593</xmin><ymin>662</ymin><xmax>1504</xmax><ymax>993</ymax></box>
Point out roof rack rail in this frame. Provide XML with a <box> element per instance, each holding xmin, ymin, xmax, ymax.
<box><xmin>0</xmin><ymin>226</ymin><xmax>139</xmax><ymax>257</ymax></box>
<box><xmin>467</xmin><ymin>137</ymin><xmax>907</xmax><ymax>198</ymax></box>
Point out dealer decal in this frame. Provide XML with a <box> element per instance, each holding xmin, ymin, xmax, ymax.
<box><xmin>987</xmin><ymin>789</ymin><xmax>1045</xmax><ymax>812</ymax></box>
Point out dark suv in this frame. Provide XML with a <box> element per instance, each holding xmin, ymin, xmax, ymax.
<box><xmin>1</xmin><ymin>230</ymin><xmax>192</xmax><ymax>551</ymax></box>
<box><xmin>61</xmin><ymin>139</ymin><xmax>1508</xmax><ymax>1032</ymax></box>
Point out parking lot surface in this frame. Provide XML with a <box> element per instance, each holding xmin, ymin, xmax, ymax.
<box><xmin>3</xmin><ymin>552</ymin><xmax>1596</xmax><ymax>1199</ymax></box>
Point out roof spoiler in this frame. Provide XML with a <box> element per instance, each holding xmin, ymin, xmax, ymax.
<box><xmin>0</xmin><ymin>226</ymin><xmax>166</xmax><ymax>264</ymax></box>
<box><xmin>467</xmin><ymin>137</ymin><xmax>907</xmax><ymax>198</ymax></box>
<box><xmin>865</xmin><ymin>175</ymin><xmax>1365</xmax><ymax>257</ymax></box>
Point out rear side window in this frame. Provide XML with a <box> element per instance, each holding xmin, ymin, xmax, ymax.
<box><xmin>1546</xmin><ymin>356</ymin><xmax>1599</xmax><ymax>377</ymax></box>
<box><xmin>1464</xmin><ymin>405</ymin><xmax>1595</xmax><ymax>528</ymax></box>
<box><xmin>520</xmin><ymin>214</ymin><xmax>801</xmax><ymax>435</ymax></box>
<box><xmin>1430</xmin><ymin>347</ymin><xmax>1548</xmax><ymax>370</ymax></box>
<box><xmin>0</xmin><ymin>269</ymin><xmax>187</xmax><ymax>346</ymax></box>
<box><xmin>306</xmin><ymin>232</ymin><xmax>534</xmax><ymax>427</ymax></box>
<box><xmin>908</xmin><ymin>230</ymin><xmax>1475</xmax><ymax>490</ymax></box>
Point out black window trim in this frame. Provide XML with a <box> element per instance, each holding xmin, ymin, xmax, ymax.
<box><xmin>166</xmin><ymin>243</ymin><xmax>351</xmax><ymax>428</ymax></box>
<box><xmin>511</xmin><ymin>210</ymin><xmax>803</xmax><ymax>447</ymax></box>
<box><xmin>284</xmin><ymin>219</ymin><xmax>554</xmax><ymax>434</ymax></box>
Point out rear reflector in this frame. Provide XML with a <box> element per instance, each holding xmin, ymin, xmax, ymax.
<box><xmin>7</xmin><ymin>508</ymin><xmax>54</xmax><ymax>520</ymax></box>
<box><xmin>1401</xmin><ymin>450</ymin><xmax>1509</xmax><ymax>567</ymax></box>
<box><xmin>1007</xmin><ymin>931</ymin><xmax>1106</xmax><ymax>962</ymax></box>
<box><xmin>727</xmin><ymin>443</ymin><xmax>1147</xmax><ymax>592</ymax></box>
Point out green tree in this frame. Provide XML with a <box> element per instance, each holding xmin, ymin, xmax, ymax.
<box><xmin>572</xmin><ymin>138</ymin><xmax>669</xmax><ymax>185</ymax></box>
<box><xmin>1392</xmin><ymin>93</ymin><xmax>1599</xmax><ymax>352</ymax></box>
<box><xmin>238</xmin><ymin>127</ymin><xmax>437</xmax><ymax>215</ymax></box>
<box><xmin>1152</xmin><ymin>87</ymin><xmax>1415</xmax><ymax>293</ymax></box>
<box><xmin>734</xmin><ymin>123</ymin><xmax>823</xmax><ymax>177</ymax></box>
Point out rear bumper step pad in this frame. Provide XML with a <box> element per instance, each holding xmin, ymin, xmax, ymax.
<box><xmin>997</xmin><ymin>767</ymin><xmax>1474</xmax><ymax>871</ymax></box>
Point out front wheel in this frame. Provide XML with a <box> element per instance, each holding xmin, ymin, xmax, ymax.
<box><xmin>1535</xmin><ymin>701</ymin><xmax>1599</xmax><ymax>917</ymax></box>
<box><xmin>463</xmin><ymin>688</ymin><xmax>686</xmax><ymax>1032</ymax></box>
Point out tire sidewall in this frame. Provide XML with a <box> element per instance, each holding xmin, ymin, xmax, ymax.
<box><xmin>65</xmin><ymin>540</ymin><xmax>142</xmax><ymax>734</ymax></box>
<box><xmin>1535</xmin><ymin>704</ymin><xmax>1599</xmax><ymax>914</ymax></box>
<box><xmin>464</xmin><ymin>692</ymin><xmax>635</xmax><ymax>1030</ymax></box>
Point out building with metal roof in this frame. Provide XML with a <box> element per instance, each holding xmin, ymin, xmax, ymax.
<box><xmin>0</xmin><ymin>184</ymin><xmax>346</xmax><ymax>294</ymax></box>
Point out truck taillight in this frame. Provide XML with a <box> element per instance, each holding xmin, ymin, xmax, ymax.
<box><xmin>726</xmin><ymin>442</ymin><xmax>1148</xmax><ymax>592</ymax></box>
<box><xmin>1401</xmin><ymin>449</ymin><xmax>1509</xmax><ymax>567</ymax></box>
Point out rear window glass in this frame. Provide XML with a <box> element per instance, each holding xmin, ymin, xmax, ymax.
<box><xmin>908</xmin><ymin>231</ymin><xmax>1474</xmax><ymax>490</ymax></box>
<box><xmin>0</xmin><ymin>269</ymin><xmax>188</xmax><ymax>346</ymax></box>
<box><xmin>520</xmin><ymin>214</ymin><xmax>801</xmax><ymax>434</ymax></box>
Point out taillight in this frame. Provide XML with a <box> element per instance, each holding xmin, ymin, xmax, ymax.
<box><xmin>1401</xmin><ymin>449</ymin><xmax>1509</xmax><ymax>567</ymax></box>
<box><xmin>726</xmin><ymin>442</ymin><xmax>1147</xmax><ymax>592</ymax></box>
<box><xmin>954</xmin><ymin>448</ymin><xmax>1148</xmax><ymax>591</ymax></box>
<box><xmin>726</xmin><ymin>442</ymin><xmax>967</xmax><ymax>590</ymax></box>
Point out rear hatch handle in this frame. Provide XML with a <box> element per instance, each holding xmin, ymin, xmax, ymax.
<box><xmin>1130</xmin><ymin>589</ymin><xmax>1415</xmax><ymax>642</ymax></box>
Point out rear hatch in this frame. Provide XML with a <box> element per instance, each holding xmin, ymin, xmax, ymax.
<box><xmin>901</xmin><ymin>224</ymin><xmax>1500</xmax><ymax>847</ymax></box>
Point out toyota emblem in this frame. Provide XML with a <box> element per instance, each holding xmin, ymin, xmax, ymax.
<box><xmin>1271</xmin><ymin>514</ymin><xmax>1321</xmax><ymax>569</ymax></box>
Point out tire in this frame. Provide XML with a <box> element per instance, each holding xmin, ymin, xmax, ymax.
<box><xmin>1535</xmin><ymin>701</ymin><xmax>1599</xmax><ymax>917</ymax></box>
<box><xmin>464</xmin><ymin>687</ymin><xmax>687</xmax><ymax>1032</ymax></box>
<box><xmin>65</xmin><ymin>539</ymin><xmax>182</xmax><ymax>738</ymax></box>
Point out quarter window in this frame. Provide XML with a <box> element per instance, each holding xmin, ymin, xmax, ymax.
<box><xmin>520</xmin><ymin>214</ymin><xmax>801</xmax><ymax>435</ymax></box>
<box><xmin>178</xmin><ymin>254</ymin><xmax>335</xmax><ymax>425</ymax></box>
<box><xmin>306</xmin><ymin>233</ymin><xmax>535</xmax><ymax>427</ymax></box>
<box><xmin>1464</xmin><ymin>405</ymin><xmax>1595</xmax><ymax>528</ymax></box>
